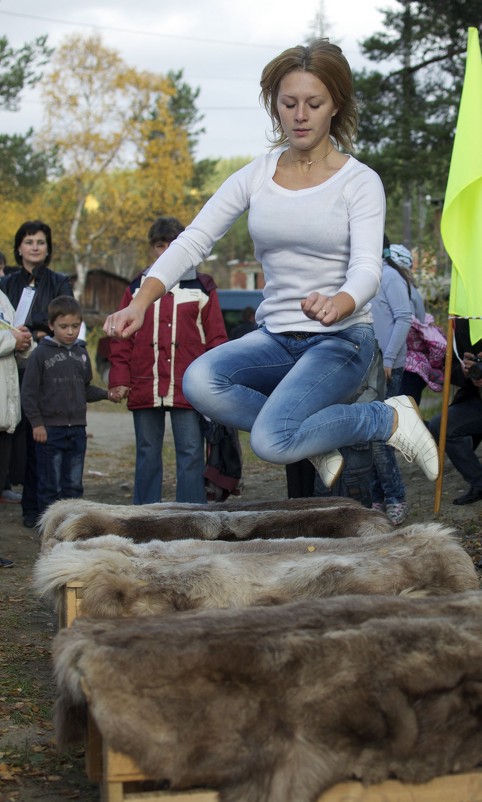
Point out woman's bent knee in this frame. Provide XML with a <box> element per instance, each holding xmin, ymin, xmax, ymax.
<box><xmin>182</xmin><ymin>356</ymin><xmax>209</xmax><ymax>408</ymax></box>
<box><xmin>250</xmin><ymin>424</ymin><xmax>290</xmax><ymax>465</ymax></box>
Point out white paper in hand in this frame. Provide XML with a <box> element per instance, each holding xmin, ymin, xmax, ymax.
<box><xmin>13</xmin><ymin>287</ymin><xmax>36</xmax><ymax>326</ymax></box>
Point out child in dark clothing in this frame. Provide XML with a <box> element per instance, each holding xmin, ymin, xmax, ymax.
<box><xmin>21</xmin><ymin>296</ymin><xmax>118</xmax><ymax>519</ymax></box>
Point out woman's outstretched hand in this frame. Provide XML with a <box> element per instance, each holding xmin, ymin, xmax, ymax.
<box><xmin>104</xmin><ymin>305</ymin><xmax>145</xmax><ymax>339</ymax></box>
<box><xmin>104</xmin><ymin>276</ymin><xmax>167</xmax><ymax>339</ymax></box>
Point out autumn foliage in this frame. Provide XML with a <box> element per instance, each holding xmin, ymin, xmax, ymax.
<box><xmin>0</xmin><ymin>34</ymin><xmax>202</xmax><ymax>299</ymax></box>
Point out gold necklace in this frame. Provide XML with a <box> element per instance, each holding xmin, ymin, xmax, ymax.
<box><xmin>288</xmin><ymin>144</ymin><xmax>334</xmax><ymax>168</ymax></box>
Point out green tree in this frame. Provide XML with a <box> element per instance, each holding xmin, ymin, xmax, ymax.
<box><xmin>164</xmin><ymin>69</ymin><xmax>218</xmax><ymax>209</ymax></box>
<box><xmin>0</xmin><ymin>130</ymin><xmax>55</xmax><ymax>199</ymax></box>
<box><xmin>0</xmin><ymin>34</ymin><xmax>53</xmax><ymax>198</ymax></box>
<box><xmin>0</xmin><ymin>34</ymin><xmax>51</xmax><ymax>110</ymax></box>
<box><xmin>352</xmin><ymin>1</ymin><xmax>481</xmax><ymax>248</ymax></box>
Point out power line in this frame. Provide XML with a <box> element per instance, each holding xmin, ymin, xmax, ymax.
<box><xmin>0</xmin><ymin>99</ymin><xmax>263</xmax><ymax>112</ymax></box>
<box><xmin>0</xmin><ymin>9</ymin><xmax>282</xmax><ymax>50</ymax></box>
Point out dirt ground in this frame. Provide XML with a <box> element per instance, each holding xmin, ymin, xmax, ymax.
<box><xmin>1</xmin><ymin>403</ymin><xmax>481</xmax><ymax>801</ymax></box>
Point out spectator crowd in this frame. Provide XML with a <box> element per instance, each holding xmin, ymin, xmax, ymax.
<box><xmin>1</xmin><ymin>216</ymin><xmax>481</xmax><ymax>569</ymax></box>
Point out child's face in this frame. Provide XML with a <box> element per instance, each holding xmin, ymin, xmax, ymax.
<box><xmin>50</xmin><ymin>314</ymin><xmax>82</xmax><ymax>346</ymax></box>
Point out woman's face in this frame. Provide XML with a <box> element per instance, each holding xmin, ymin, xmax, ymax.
<box><xmin>276</xmin><ymin>70</ymin><xmax>338</xmax><ymax>152</ymax></box>
<box><xmin>18</xmin><ymin>230</ymin><xmax>48</xmax><ymax>273</ymax></box>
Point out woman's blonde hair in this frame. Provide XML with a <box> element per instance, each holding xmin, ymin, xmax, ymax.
<box><xmin>260</xmin><ymin>39</ymin><xmax>357</xmax><ymax>152</ymax></box>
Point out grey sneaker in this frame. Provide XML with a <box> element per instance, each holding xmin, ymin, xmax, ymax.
<box><xmin>309</xmin><ymin>449</ymin><xmax>344</xmax><ymax>489</ymax></box>
<box><xmin>386</xmin><ymin>395</ymin><xmax>439</xmax><ymax>481</ymax></box>
<box><xmin>0</xmin><ymin>489</ymin><xmax>21</xmax><ymax>504</ymax></box>
<box><xmin>386</xmin><ymin>501</ymin><xmax>409</xmax><ymax>526</ymax></box>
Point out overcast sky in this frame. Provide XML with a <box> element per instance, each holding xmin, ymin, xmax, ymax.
<box><xmin>0</xmin><ymin>0</ymin><xmax>396</xmax><ymax>160</ymax></box>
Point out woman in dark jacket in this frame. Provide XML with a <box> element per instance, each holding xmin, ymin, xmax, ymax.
<box><xmin>428</xmin><ymin>318</ymin><xmax>482</xmax><ymax>506</ymax></box>
<box><xmin>0</xmin><ymin>220</ymin><xmax>73</xmax><ymax>527</ymax></box>
<box><xmin>0</xmin><ymin>220</ymin><xmax>73</xmax><ymax>340</ymax></box>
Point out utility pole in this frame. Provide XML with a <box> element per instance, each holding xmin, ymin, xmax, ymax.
<box><xmin>309</xmin><ymin>0</ymin><xmax>327</xmax><ymax>41</ymax></box>
<box><xmin>401</xmin><ymin>0</ymin><xmax>413</xmax><ymax>247</ymax></box>
<box><xmin>317</xmin><ymin>0</ymin><xmax>326</xmax><ymax>37</ymax></box>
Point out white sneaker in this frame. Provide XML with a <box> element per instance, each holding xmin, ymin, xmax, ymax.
<box><xmin>385</xmin><ymin>395</ymin><xmax>439</xmax><ymax>481</ymax></box>
<box><xmin>309</xmin><ymin>449</ymin><xmax>344</xmax><ymax>489</ymax></box>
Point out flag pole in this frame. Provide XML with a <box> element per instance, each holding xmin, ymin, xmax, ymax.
<box><xmin>433</xmin><ymin>317</ymin><xmax>455</xmax><ymax>514</ymax></box>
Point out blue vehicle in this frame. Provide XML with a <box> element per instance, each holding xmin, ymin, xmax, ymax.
<box><xmin>217</xmin><ymin>289</ymin><xmax>263</xmax><ymax>337</ymax></box>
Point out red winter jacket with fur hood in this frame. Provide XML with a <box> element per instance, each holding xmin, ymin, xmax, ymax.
<box><xmin>108</xmin><ymin>271</ymin><xmax>227</xmax><ymax>410</ymax></box>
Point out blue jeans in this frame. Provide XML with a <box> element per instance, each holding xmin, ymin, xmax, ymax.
<box><xmin>35</xmin><ymin>425</ymin><xmax>86</xmax><ymax>515</ymax></box>
<box><xmin>371</xmin><ymin>367</ymin><xmax>406</xmax><ymax>505</ymax></box>
<box><xmin>132</xmin><ymin>407</ymin><xmax>206</xmax><ymax>504</ymax></box>
<box><xmin>183</xmin><ymin>324</ymin><xmax>395</xmax><ymax>465</ymax></box>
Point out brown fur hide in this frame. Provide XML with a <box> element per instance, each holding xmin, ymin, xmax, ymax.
<box><xmin>53</xmin><ymin>593</ymin><xmax>482</xmax><ymax>802</ymax></box>
<box><xmin>39</xmin><ymin>497</ymin><xmax>392</xmax><ymax>553</ymax></box>
<box><xmin>33</xmin><ymin>524</ymin><xmax>479</xmax><ymax>618</ymax></box>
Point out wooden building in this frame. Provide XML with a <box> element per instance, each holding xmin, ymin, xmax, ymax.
<box><xmin>73</xmin><ymin>269</ymin><xmax>129</xmax><ymax>327</ymax></box>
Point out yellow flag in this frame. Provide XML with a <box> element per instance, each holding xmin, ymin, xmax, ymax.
<box><xmin>440</xmin><ymin>27</ymin><xmax>482</xmax><ymax>344</ymax></box>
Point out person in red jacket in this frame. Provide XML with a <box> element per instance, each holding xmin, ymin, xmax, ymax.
<box><xmin>108</xmin><ymin>217</ymin><xmax>227</xmax><ymax>504</ymax></box>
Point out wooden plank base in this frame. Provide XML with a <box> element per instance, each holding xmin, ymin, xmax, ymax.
<box><xmin>96</xmin><ymin>772</ymin><xmax>482</xmax><ymax>802</ymax></box>
<box><xmin>95</xmin><ymin>734</ymin><xmax>482</xmax><ymax>802</ymax></box>
<box><xmin>60</xmin><ymin>581</ymin><xmax>83</xmax><ymax>628</ymax></box>
<box><xmin>67</xmin><ymin>590</ymin><xmax>482</xmax><ymax>802</ymax></box>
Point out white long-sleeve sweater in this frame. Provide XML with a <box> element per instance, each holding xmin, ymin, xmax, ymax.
<box><xmin>148</xmin><ymin>150</ymin><xmax>386</xmax><ymax>333</ymax></box>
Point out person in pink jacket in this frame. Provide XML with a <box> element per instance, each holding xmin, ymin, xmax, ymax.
<box><xmin>108</xmin><ymin>217</ymin><xmax>227</xmax><ymax>504</ymax></box>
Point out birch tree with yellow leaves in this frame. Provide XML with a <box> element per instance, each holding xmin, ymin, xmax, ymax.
<box><xmin>38</xmin><ymin>33</ymin><xmax>199</xmax><ymax>299</ymax></box>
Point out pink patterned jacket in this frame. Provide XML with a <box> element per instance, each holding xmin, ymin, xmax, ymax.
<box><xmin>404</xmin><ymin>314</ymin><xmax>446</xmax><ymax>391</ymax></box>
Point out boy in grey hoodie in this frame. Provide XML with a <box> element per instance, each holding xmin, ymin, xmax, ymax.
<box><xmin>21</xmin><ymin>295</ymin><xmax>117</xmax><ymax>520</ymax></box>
